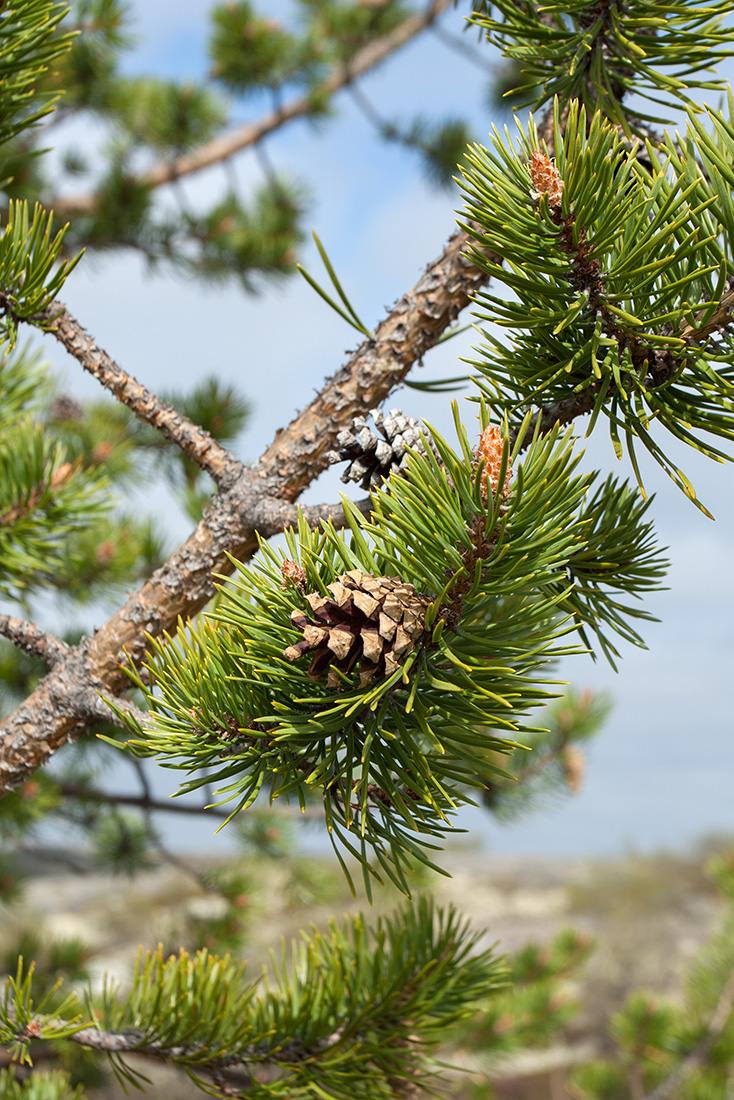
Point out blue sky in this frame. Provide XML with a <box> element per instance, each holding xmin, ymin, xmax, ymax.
<box><xmin>30</xmin><ymin>0</ymin><xmax>734</xmax><ymax>858</ymax></box>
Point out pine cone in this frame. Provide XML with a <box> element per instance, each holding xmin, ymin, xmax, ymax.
<box><xmin>49</xmin><ymin>395</ymin><xmax>84</xmax><ymax>422</ymax></box>
<box><xmin>284</xmin><ymin>568</ymin><xmax>431</xmax><ymax>689</ymax></box>
<box><xmin>326</xmin><ymin>408</ymin><xmax>437</xmax><ymax>490</ymax></box>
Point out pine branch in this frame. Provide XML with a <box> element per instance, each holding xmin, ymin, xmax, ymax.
<box><xmin>14</xmin><ymin>1017</ymin><xmax>252</xmax><ymax>1066</ymax></box>
<box><xmin>33</xmin><ymin>301</ymin><xmax>244</xmax><ymax>490</ymax></box>
<box><xmin>0</xmin><ymin>616</ymin><xmax>69</xmax><ymax>668</ymax></box>
<box><xmin>641</xmin><ymin>968</ymin><xmax>734</xmax><ymax>1100</ymax></box>
<box><xmin>51</xmin><ymin>0</ymin><xmax>455</xmax><ymax>219</ymax></box>
<box><xmin>2</xmin><ymin>901</ymin><xmax>500</xmax><ymax>1096</ymax></box>
<box><xmin>0</xmin><ymin>225</ymin><xmax>492</xmax><ymax>792</ymax></box>
<box><xmin>515</xmin><ymin>277</ymin><xmax>734</xmax><ymax>450</ymax></box>
<box><xmin>0</xmin><ymin>459</ymin><xmax>80</xmax><ymax>527</ymax></box>
<box><xmin>14</xmin><ymin>1020</ymin><xmax>315</xmax><ymax>1095</ymax></box>
<box><xmin>8</xmin><ymin>1009</ymin><xmax>339</xmax><ymax>1091</ymax></box>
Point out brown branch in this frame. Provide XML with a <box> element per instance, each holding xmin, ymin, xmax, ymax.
<box><xmin>680</xmin><ymin>285</ymin><xmax>734</xmax><ymax>343</ymax></box>
<box><xmin>0</xmin><ymin>225</ymin><xmax>493</xmax><ymax>792</ymax></box>
<box><xmin>22</xmin><ymin>1022</ymin><xmax>314</xmax><ymax>1099</ymax></box>
<box><xmin>0</xmin><ymin>616</ymin><xmax>69</xmax><ymax>667</ymax></box>
<box><xmin>34</xmin><ymin>302</ymin><xmax>244</xmax><ymax>490</ymax></box>
<box><xmin>55</xmin><ymin>783</ymin><xmax>231</xmax><ymax>820</ymax></box>
<box><xmin>515</xmin><ymin>389</ymin><xmax>598</xmax><ymax>450</ymax></box>
<box><xmin>56</xmin><ymin>782</ymin><xmax>323</xmax><ymax>824</ymax></box>
<box><xmin>37</xmin><ymin>1023</ymin><xmax>245</xmax><ymax>1063</ymax></box>
<box><xmin>254</xmin><ymin>496</ymin><xmax>372</xmax><ymax>538</ymax></box>
<box><xmin>52</xmin><ymin>0</ymin><xmax>455</xmax><ymax>218</ymax></box>
<box><xmin>252</xmin><ymin>226</ymin><xmax>493</xmax><ymax>500</ymax></box>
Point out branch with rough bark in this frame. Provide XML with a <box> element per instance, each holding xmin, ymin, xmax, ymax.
<box><xmin>7</xmin><ymin>85</ymin><xmax>717</xmax><ymax>790</ymax></box>
<box><xmin>0</xmin><ymin>616</ymin><xmax>69</xmax><ymax>668</ymax></box>
<box><xmin>36</xmin><ymin>301</ymin><xmax>244</xmax><ymax>489</ymax></box>
<box><xmin>0</xmin><ymin>225</ymin><xmax>493</xmax><ymax>792</ymax></box>
<box><xmin>52</xmin><ymin>0</ymin><xmax>455</xmax><ymax>219</ymax></box>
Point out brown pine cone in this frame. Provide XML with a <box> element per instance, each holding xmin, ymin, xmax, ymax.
<box><xmin>284</xmin><ymin>568</ymin><xmax>431</xmax><ymax>689</ymax></box>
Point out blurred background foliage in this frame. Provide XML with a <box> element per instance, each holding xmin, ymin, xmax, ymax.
<box><xmin>10</xmin><ymin>0</ymin><xmax>512</xmax><ymax>286</ymax></box>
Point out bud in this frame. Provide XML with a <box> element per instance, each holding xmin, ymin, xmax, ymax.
<box><xmin>49</xmin><ymin>461</ymin><xmax>73</xmax><ymax>491</ymax></box>
<box><xmin>95</xmin><ymin>540</ymin><xmax>117</xmax><ymax>565</ymax></box>
<box><xmin>92</xmin><ymin>440</ymin><xmax>114</xmax><ymax>464</ymax></box>
<box><xmin>281</xmin><ymin>559</ymin><xmax>307</xmax><ymax>591</ymax></box>
<box><xmin>529</xmin><ymin>150</ymin><xmax>563</xmax><ymax>209</ymax></box>
<box><xmin>562</xmin><ymin>746</ymin><xmax>585</xmax><ymax>793</ymax></box>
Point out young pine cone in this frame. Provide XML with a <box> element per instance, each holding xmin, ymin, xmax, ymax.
<box><xmin>284</xmin><ymin>568</ymin><xmax>430</xmax><ymax>689</ymax></box>
<box><xmin>326</xmin><ymin>408</ymin><xmax>437</xmax><ymax>490</ymax></box>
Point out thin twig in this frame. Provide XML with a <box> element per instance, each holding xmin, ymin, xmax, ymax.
<box><xmin>52</xmin><ymin>0</ymin><xmax>455</xmax><ymax>218</ymax></box>
<box><xmin>124</xmin><ymin>747</ymin><xmax>215</xmax><ymax>890</ymax></box>
<box><xmin>129</xmin><ymin>754</ymin><xmax>152</xmax><ymax>800</ymax></box>
<box><xmin>0</xmin><ymin>615</ymin><xmax>69</xmax><ymax>667</ymax></box>
<box><xmin>348</xmin><ymin>83</ymin><xmax>398</xmax><ymax>140</ymax></box>
<box><xmin>34</xmin><ymin>301</ymin><xmax>244</xmax><ymax>490</ymax></box>
<box><xmin>15</xmin><ymin>843</ymin><xmax>91</xmax><ymax>873</ymax></box>
<box><xmin>431</xmin><ymin>23</ymin><xmax>497</xmax><ymax>72</ymax></box>
<box><xmin>148</xmin><ymin>830</ymin><xmax>213</xmax><ymax>892</ymax></box>
<box><xmin>253</xmin><ymin>141</ymin><xmax>279</xmax><ymax>190</ymax></box>
<box><xmin>57</xmin><ymin>781</ymin><xmax>232</xmax><ymax>820</ymax></box>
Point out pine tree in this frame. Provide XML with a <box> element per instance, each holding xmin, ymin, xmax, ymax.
<box><xmin>2</xmin><ymin>0</ymin><xmax>734</xmax><ymax>1097</ymax></box>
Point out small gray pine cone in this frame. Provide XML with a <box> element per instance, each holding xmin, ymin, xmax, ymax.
<box><xmin>284</xmin><ymin>568</ymin><xmax>431</xmax><ymax>689</ymax></box>
<box><xmin>326</xmin><ymin>408</ymin><xmax>437</xmax><ymax>490</ymax></box>
<box><xmin>49</xmin><ymin>395</ymin><xmax>84</xmax><ymax>422</ymax></box>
